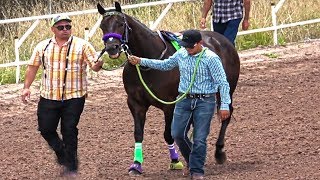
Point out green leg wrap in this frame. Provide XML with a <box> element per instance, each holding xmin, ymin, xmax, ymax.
<box><xmin>133</xmin><ymin>142</ymin><xmax>143</xmax><ymax>163</ymax></box>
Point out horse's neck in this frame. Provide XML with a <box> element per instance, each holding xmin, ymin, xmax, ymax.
<box><xmin>129</xmin><ymin>19</ymin><xmax>156</xmax><ymax>41</ymax></box>
<box><xmin>130</xmin><ymin>29</ymin><xmax>156</xmax><ymax>44</ymax></box>
<box><xmin>128</xmin><ymin>19</ymin><xmax>165</xmax><ymax>57</ymax></box>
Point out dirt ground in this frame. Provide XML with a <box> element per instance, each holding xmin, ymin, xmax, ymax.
<box><xmin>0</xmin><ymin>39</ymin><xmax>319</xmax><ymax>180</ymax></box>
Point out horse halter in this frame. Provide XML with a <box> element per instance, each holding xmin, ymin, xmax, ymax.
<box><xmin>98</xmin><ymin>10</ymin><xmax>168</xmax><ymax>71</ymax></box>
<box><xmin>98</xmin><ymin>11</ymin><xmax>132</xmax><ymax>59</ymax></box>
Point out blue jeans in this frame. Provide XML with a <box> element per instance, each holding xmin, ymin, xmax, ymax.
<box><xmin>212</xmin><ymin>18</ymin><xmax>242</xmax><ymax>46</ymax></box>
<box><xmin>171</xmin><ymin>96</ymin><xmax>216</xmax><ymax>175</ymax></box>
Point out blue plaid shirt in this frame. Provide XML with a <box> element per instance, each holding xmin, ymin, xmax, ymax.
<box><xmin>140</xmin><ymin>47</ymin><xmax>231</xmax><ymax>110</ymax></box>
<box><xmin>213</xmin><ymin>0</ymin><xmax>243</xmax><ymax>23</ymax></box>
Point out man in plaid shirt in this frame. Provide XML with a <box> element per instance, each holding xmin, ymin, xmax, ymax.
<box><xmin>200</xmin><ymin>0</ymin><xmax>251</xmax><ymax>46</ymax></box>
<box><xmin>21</xmin><ymin>14</ymin><xmax>103</xmax><ymax>178</ymax></box>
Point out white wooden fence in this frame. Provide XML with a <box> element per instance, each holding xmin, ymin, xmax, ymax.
<box><xmin>0</xmin><ymin>0</ymin><xmax>319</xmax><ymax>84</ymax></box>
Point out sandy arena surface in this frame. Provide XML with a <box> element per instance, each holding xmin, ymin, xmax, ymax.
<box><xmin>0</xmin><ymin>39</ymin><xmax>319</xmax><ymax>179</ymax></box>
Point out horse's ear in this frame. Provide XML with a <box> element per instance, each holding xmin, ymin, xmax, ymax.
<box><xmin>115</xmin><ymin>2</ymin><xmax>122</xmax><ymax>13</ymax></box>
<box><xmin>97</xmin><ymin>3</ymin><xmax>106</xmax><ymax>15</ymax></box>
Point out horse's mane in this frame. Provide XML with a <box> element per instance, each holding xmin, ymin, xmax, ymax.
<box><xmin>130</xmin><ymin>16</ymin><xmax>155</xmax><ymax>34</ymax></box>
<box><xmin>104</xmin><ymin>9</ymin><xmax>155</xmax><ymax>36</ymax></box>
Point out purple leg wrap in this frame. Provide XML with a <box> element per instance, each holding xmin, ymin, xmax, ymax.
<box><xmin>169</xmin><ymin>146</ymin><xmax>179</xmax><ymax>160</ymax></box>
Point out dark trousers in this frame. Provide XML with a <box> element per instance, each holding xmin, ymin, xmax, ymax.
<box><xmin>37</xmin><ymin>96</ymin><xmax>85</xmax><ymax>171</ymax></box>
<box><xmin>212</xmin><ymin>18</ymin><xmax>242</xmax><ymax>46</ymax></box>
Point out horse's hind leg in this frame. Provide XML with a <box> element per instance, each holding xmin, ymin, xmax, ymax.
<box><xmin>215</xmin><ymin>93</ymin><xmax>233</xmax><ymax>164</ymax></box>
<box><xmin>215</xmin><ymin>116</ymin><xmax>231</xmax><ymax>164</ymax></box>
<box><xmin>163</xmin><ymin>106</ymin><xmax>184</xmax><ymax>170</ymax></box>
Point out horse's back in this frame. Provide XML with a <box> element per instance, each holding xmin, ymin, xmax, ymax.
<box><xmin>200</xmin><ymin>31</ymin><xmax>240</xmax><ymax>94</ymax></box>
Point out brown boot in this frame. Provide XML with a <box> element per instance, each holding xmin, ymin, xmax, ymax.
<box><xmin>182</xmin><ymin>168</ymin><xmax>190</xmax><ymax>177</ymax></box>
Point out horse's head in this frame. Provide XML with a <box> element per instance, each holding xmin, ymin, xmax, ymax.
<box><xmin>97</xmin><ymin>2</ymin><xmax>131</xmax><ymax>59</ymax></box>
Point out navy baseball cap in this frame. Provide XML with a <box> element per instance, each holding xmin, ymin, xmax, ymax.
<box><xmin>179</xmin><ymin>29</ymin><xmax>202</xmax><ymax>48</ymax></box>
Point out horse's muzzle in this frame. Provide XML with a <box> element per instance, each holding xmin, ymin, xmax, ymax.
<box><xmin>109</xmin><ymin>53</ymin><xmax>121</xmax><ymax>59</ymax></box>
<box><xmin>106</xmin><ymin>47</ymin><xmax>121</xmax><ymax>59</ymax></box>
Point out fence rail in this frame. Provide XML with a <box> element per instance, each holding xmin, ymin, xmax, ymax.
<box><xmin>0</xmin><ymin>0</ymin><xmax>195</xmax><ymax>83</ymax></box>
<box><xmin>0</xmin><ymin>0</ymin><xmax>319</xmax><ymax>84</ymax></box>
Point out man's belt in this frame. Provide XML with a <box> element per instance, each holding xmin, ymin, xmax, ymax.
<box><xmin>182</xmin><ymin>93</ymin><xmax>215</xmax><ymax>99</ymax></box>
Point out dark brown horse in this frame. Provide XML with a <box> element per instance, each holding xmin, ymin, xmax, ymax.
<box><xmin>97</xmin><ymin>2</ymin><xmax>240</xmax><ymax>175</ymax></box>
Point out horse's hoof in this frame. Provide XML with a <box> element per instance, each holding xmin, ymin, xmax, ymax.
<box><xmin>129</xmin><ymin>169</ymin><xmax>142</xmax><ymax>176</ymax></box>
<box><xmin>169</xmin><ymin>161</ymin><xmax>184</xmax><ymax>170</ymax></box>
<box><xmin>215</xmin><ymin>151</ymin><xmax>227</xmax><ymax>164</ymax></box>
<box><xmin>128</xmin><ymin>163</ymin><xmax>142</xmax><ymax>175</ymax></box>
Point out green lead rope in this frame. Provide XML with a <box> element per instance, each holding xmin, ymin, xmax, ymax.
<box><xmin>135</xmin><ymin>48</ymin><xmax>206</xmax><ymax>105</ymax></box>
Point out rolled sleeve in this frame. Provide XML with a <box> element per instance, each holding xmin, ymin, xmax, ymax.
<box><xmin>29</xmin><ymin>40</ymin><xmax>49</xmax><ymax>67</ymax></box>
<box><xmin>140</xmin><ymin>56</ymin><xmax>178</xmax><ymax>71</ymax></box>
<box><xmin>83</xmin><ymin>42</ymin><xmax>99</xmax><ymax>68</ymax></box>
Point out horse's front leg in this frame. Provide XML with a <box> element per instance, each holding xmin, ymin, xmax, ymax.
<box><xmin>127</xmin><ymin>97</ymin><xmax>148</xmax><ymax>175</ymax></box>
<box><xmin>163</xmin><ymin>106</ymin><xmax>184</xmax><ymax>170</ymax></box>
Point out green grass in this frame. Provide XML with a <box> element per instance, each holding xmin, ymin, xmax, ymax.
<box><xmin>0</xmin><ymin>67</ymin><xmax>17</xmax><ymax>85</ymax></box>
<box><xmin>100</xmin><ymin>53</ymin><xmax>128</xmax><ymax>71</ymax></box>
<box><xmin>263</xmin><ymin>53</ymin><xmax>279</xmax><ymax>59</ymax></box>
<box><xmin>0</xmin><ymin>0</ymin><xmax>320</xmax><ymax>85</ymax></box>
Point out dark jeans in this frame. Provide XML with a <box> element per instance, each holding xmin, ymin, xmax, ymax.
<box><xmin>171</xmin><ymin>95</ymin><xmax>216</xmax><ymax>175</ymax></box>
<box><xmin>212</xmin><ymin>18</ymin><xmax>242</xmax><ymax>46</ymax></box>
<box><xmin>37</xmin><ymin>96</ymin><xmax>85</xmax><ymax>171</ymax></box>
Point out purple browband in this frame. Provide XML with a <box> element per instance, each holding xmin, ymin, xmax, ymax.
<box><xmin>102</xmin><ymin>33</ymin><xmax>122</xmax><ymax>42</ymax></box>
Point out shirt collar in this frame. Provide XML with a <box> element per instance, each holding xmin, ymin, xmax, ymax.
<box><xmin>181</xmin><ymin>46</ymin><xmax>205</xmax><ymax>58</ymax></box>
<box><xmin>51</xmin><ymin>35</ymin><xmax>73</xmax><ymax>46</ymax></box>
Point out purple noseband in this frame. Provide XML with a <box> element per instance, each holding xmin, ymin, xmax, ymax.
<box><xmin>102</xmin><ymin>33</ymin><xmax>122</xmax><ymax>42</ymax></box>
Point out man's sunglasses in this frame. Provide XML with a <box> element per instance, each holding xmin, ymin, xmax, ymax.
<box><xmin>55</xmin><ymin>25</ymin><xmax>72</xmax><ymax>31</ymax></box>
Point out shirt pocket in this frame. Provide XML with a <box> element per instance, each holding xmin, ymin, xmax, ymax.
<box><xmin>68</xmin><ymin>60</ymin><xmax>82</xmax><ymax>72</ymax></box>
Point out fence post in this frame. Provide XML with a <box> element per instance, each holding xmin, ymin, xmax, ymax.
<box><xmin>84</xmin><ymin>27</ymin><xmax>89</xmax><ymax>41</ymax></box>
<box><xmin>84</xmin><ymin>27</ymin><xmax>90</xmax><ymax>78</ymax></box>
<box><xmin>149</xmin><ymin>3</ymin><xmax>173</xmax><ymax>30</ymax></box>
<box><xmin>271</xmin><ymin>3</ymin><xmax>278</xmax><ymax>46</ymax></box>
<box><xmin>84</xmin><ymin>27</ymin><xmax>95</xmax><ymax>79</ymax></box>
<box><xmin>210</xmin><ymin>15</ymin><xmax>213</xmax><ymax>31</ymax></box>
<box><xmin>149</xmin><ymin>21</ymin><xmax>154</xmax><ymax>28</ymax></box>
<box><xmin>14</xmin><ymin>36</ymin><xmax>20</xmax><ymax>84</ymax></box>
